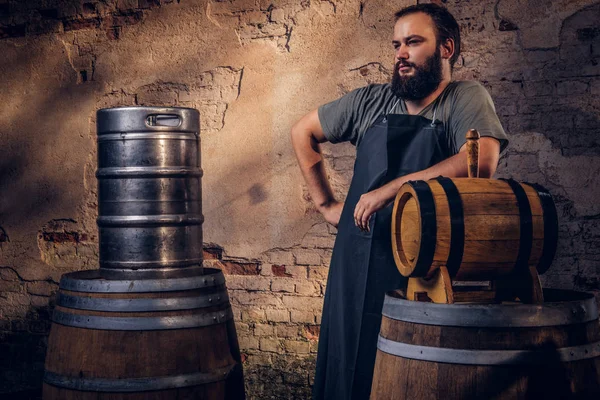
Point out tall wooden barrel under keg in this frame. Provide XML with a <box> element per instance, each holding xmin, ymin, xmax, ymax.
<box><xmin>43</xmin><ymin>107</ymin><xmax>245</xmax><ymax>399</ymax></box>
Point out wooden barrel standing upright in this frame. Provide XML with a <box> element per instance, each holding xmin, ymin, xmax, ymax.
<box><xmin>392</xmin><ymin>178</ymin><xmax>558</xmax><ymax>280</ymax></box>
<box><xmin>43</xmin><ymin>268</ymin><xmax>245</xmax><ymax>399</ymax></box>
<box><xmin>370</xmin><ymin>289</ymin><xmax>600</xmax><ymax>399</ymax></box>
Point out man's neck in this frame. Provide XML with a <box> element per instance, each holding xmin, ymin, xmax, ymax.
<box><xmin>404</xmin><ymin>77</ymin><xmax>452</xmax><ymax>115</ymax></box>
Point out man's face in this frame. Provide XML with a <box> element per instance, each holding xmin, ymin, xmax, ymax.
<box><xmin>391</xmin><ymin>13</ymin><xmax>444</xmax><ymax>101</ymax></box>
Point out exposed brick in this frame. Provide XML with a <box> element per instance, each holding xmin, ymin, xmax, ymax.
<box><xmin>556</xmin><ymin>80</ymin><xmax>589</xmax><ymax>96</ymax></box>
<box><xmin>26</xmin><ymin>281</ymin><xmax>55</xmax><ymax>297</ymax></box>
<box><xmin>217</xmin><ymin>260</ymin><xmax>260</xmax><ymax>275</ymax></box>
<box><xmin>284</xmin><ymin>265</ymin><xmax>308</xmax><ymax>279</ymax></box>
<box><xmin>265</xmin><ymin>309</ymin><xmax>290</xmax><ymax>322</ymax></box>
<box><xmin>290</xmin><ymin>310</ymin><xmax>315</xmax><ymax>324</ymax></box>
<box><xmin>282</xmin><ymin>295</ymin><xmax>323</xmax><ymax>311</ymax></box>
<box><xmin>226</xmin><ymin>276</ymin><xmax>271</xmax><ymax>291</ymax></box>
<box><xmin>254</xmin><ymin>323</ymin><xmax>275</xmax><ymax>336</ymax></box>
<box><xmin>0</xmin><ymin>281</ymin><xmax>21</xmax><ymax>293</ymax></box>
<box><xmin>0</xmin><ymin>268</ymin><xmax>18</xmax><ymax>281</ymax></box>
<box><xmin>30</xmin><ymin>295</ymin><xmax>50</xmax><ymax>308</ymax></box>
<box><xmin>41</xmin><ymin>231</ymin><xmax>88</xmax><ymax>243</ymax></box>
<box><xmin>270</xmin><ymin>8</ymin><xmax>285</xmax><ymax>23</ymax></box>
<box><xmin>238</xmin><ymin>336</ymin><xmax>259</xmax><ymax>350</ymax></box>
<box><xmin>303</xmin><ymin>325</ymin><xmax>320</xmax><ymax>341</ymax></box>
<box><xmin>283</xmin><ymin>340</ymin><xmax>310</xmax><ymax>354</ymax></box>
<box><xmin>272</xmin><ymin>265</ymin><xmax>292</xmax><ymax>277</ymax></box>
<box><xmin>295</xmin><ymin>281</ymin><xmax>320</xmax><ymax>296</ymax></box>
<box><xmin>259</xmin><ymin>338</ymin><xmax>281</xmax><ymax>352</ymax></box>
<box><xmin>293</xmin><ymin>250</ymin><xmax>321</xmax><ymax>266</ymax></box>
<box><xmin>203</xmin><ymin>243</ymin><xmax>223</xmax><ymax>260</ymax></box>
<box><xmin>276</xmin><ymin>325</ymin><xmax>299</xmax><ymax>338</ymax></box>
<box><xmin>266</xmin><ymin>250</ymin><xmax>294</xmax><ymax>265</ymax></box>
<box><xmin>271</xmin><ymin>278</ymin><xmax>295</xmax><ymax>292</ymax></box>
<box><xmin>241</xmin><ymin>308</ymin><xmax>265</xmax><ymax>322</ymax></box>
<box><xmin>233</xmin><ymin>292</ymin><xmax>282</xmax><ymax>307</ymax></box>
<box><xmin>308</xmin><ymin>266</ymin><xmax>328</xmax><ymax>280</ymax></box>
<box><xmin>63</xmin><ymin>17</ymin><xmax>101</xmax><ymax>31</ymax></box>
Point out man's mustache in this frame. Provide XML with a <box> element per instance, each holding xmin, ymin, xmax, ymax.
<box><xmin>396</xmin><ymin>60</ymin><xmax>417</xmax><ymax>69</ymax></box>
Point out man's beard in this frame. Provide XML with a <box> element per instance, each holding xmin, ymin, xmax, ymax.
<box><xmin>391</xmin><ymin>48</ymin><xmax>443</xmax><ymax>101</ymax></box>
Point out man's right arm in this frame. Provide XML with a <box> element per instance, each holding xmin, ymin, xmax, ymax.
<box><xmin>291</xmin><ymin>109</ymin><xmax>343</xmax><ymax>227</ymax></box>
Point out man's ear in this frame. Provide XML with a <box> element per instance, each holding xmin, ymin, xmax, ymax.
<box><xmin>440</xmin><ymin>38</ymin><xmax>455</xmax><ymax>60</ymax></box>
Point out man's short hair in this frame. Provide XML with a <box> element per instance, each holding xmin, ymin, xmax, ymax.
<box><xmin>394</xmin><ymin>4</ymin><xmax>461</xmax><ymax>70</ymax></box>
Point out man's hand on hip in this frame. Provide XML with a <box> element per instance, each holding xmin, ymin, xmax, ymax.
<box><xmin>320</xmin><ymin>201</ymin><xmax>344</xmax><ymax>228</ymax></box>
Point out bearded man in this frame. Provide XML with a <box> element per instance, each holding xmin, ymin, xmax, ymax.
<box><xmin>291</xmin><ymin>3</ymin><xmax>508</xmax><ymax>399</ymax></box>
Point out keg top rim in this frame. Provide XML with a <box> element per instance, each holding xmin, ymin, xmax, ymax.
<box><xmin>97</xmin><ymin>106</ymin><xmax>199</xmax><ymax>113</ymax></box>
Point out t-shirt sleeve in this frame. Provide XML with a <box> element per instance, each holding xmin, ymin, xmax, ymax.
<box><xmin>317</xmin><ymin>85</ymin><xmax>378</xmax><ymax>145</ymax></box>
<box><xmin>448</xmin><ymin>82</ymin><xmax>509</xmax><ymax>155</ymax></box>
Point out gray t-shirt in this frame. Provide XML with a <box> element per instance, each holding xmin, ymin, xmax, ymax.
<box><xmin>318</xmin><ymin>81</ymin><xmax>508</xmax><ymax>155</ymax></box>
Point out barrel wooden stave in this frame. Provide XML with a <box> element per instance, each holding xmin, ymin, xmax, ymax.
<box><xmin>392</xmin><ymin>178</ymin><xmax>553</xmax><ymax>280</ymax></box>
<box><xmin>43</xmin><ymin>269</ymin><xmax>244</xmax><ymax>400</ymax></box>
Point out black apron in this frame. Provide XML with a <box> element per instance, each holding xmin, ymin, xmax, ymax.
<box><xmin>313</xmin><ymin>109</ymin><xmax>449</xmax><ymax>400</ymax></box>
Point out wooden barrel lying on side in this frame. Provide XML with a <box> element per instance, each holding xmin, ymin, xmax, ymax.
<box><xmin>392</xmin><ymin>178</ymin><xmax>558</xmax><ymax>280</ymax></box>
<box><xmin>43</xmin><ymin>268</ymin><xmax>245</xmax><ymax>399</ymax></box>
<box><xmin>370</xmin><ymin>289</ymin><xmax>600</xmax><ymax>399</ymax></box>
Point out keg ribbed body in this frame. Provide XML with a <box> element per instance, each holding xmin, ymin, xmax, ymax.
<box><xmin>96</xmin><ymin>107</ymin><xmax>202</xmax><ymax>272</ymax></box>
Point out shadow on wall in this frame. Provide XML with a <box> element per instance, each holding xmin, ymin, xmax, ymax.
<box><xmin>493</xmin><ymin>3</ymin><xmax>600</xmax><ymax>293</ymax></box>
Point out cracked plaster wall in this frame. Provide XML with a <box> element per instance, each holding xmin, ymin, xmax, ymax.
<box><xmin>0</xmin><ymin>0</ymin><xmax>599</xmax><ymax>398</ymax></box>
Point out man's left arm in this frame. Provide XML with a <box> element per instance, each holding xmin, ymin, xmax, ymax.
<box><xmin>353</xmin><ymin>137</ymin><xmax>500</xmax><ymax>231</ymax></box>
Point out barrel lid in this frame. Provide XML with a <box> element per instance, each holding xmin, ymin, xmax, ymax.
<box><xmin>96</xmin><ymin>106</ymin><xmax>200</xmax><ymax>134</ymax></box>
<box><xmin>382</xmin><ymin>289</ymin><xmax>599</xmax><ymax>328</ymax></box>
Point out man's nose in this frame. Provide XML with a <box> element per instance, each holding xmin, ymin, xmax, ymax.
<box><xmin>395</xmin><ymin>45</ymin><xmax>409</xmax><ymax>61</ymax></box>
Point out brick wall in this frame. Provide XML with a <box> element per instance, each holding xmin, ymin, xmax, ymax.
<box><xmin>0</xmin><ymin>0</ymin><xmax>599</xmax><ymax>398</ymax></box>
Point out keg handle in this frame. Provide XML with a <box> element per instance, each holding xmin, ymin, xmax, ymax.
<box><xmin>466</xmin><ymin>129</ymin><xmax>480</xmax><ymax>178</ymax></box>
<box><xmin>145</xmin><ymin>113</ymin><xmax>183</xmax><ymax>128</ymax></box>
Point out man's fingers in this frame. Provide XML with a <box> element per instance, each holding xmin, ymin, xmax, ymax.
<box><xmin>360</xmin><ymin>211</ymin><xmax>371</xmax><ymax>232</ymax></box>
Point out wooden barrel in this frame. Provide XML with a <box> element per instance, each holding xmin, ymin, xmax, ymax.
<box><xmin>43</xmin><ymin>268</ymin><xmax>245</xmax><ymax>399</ymax></box>
<box><xmin>370</xmin><ymin>289</ymin><xmax>600</xmax><ymax>399</ymax></box>
<box><xmin>391</xmin><ymin>178</ymin><xmax>558</xmax><ymax>280</ymax></box>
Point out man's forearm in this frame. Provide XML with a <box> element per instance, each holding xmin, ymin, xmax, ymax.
<box><xmin>291</xmin><ymin>127</ymin><xmax>336</xmax><ymax>211</ymax></box>
<box><xmin>379</xmin><ymin>140</ymin><xmax>499</xmax><ymax>202</ymax></box>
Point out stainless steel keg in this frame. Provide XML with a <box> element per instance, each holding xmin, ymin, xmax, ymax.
<box><xmin>96</xmin><ymin>107</ymin><xmax>202</xmax><ymax>274</ymax></box>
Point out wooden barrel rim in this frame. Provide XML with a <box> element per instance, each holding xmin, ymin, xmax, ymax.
<box><xmin>376</xmin><ymin>335</ymin><xmax>600</xmax><ymax>365</ymax></box>
<box><xmin>392</xmin><ymin>181</ymin><xmax>437</xmax><ymax>277</ymax></box>
<box><xmin>56</xmin><ymin>289</ymin><xmax>229</xmax><ymax>312</ymax></box>
<box><xmin>59</xmin><ymin>267</ymin><xmax>223</xmax><ymax>293</ymax></box>
<box><xmin>381</xmin><ymin>289</ymin><xmax>598</xmax><ymax>327</ymax></box>
<box><xmin>44</xmin><ymin>364</ymin><xmax>237</xmax><ymax>392</ymax></box>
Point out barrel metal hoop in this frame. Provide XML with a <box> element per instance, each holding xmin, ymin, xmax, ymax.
<box><xmin>59</xmin><ymin>268</ymin><xmax>225</xmax><ymax>293</ymax></box>
<box><xmin>56</xmin><ymin>291</ymin><xmax>229</xmax><ymax>312</ymax></box>
<box><xmin>98</xmin><ymin>260</ymin><xmax>204</xmax><ymax>270</ymax></box>
<box><xmin>97</xmin><ymin>132</ymin><xmax>198</xmax><ymax>142</ymax></box>
<box><xmin>408</xmin><ymin>180</ymin><xmax>437</xmax><ymax>277</ymax></box>
<box><xmin>382</xmin><ymin>292</ymin><xmax>599</xmax><ymax>327</ymax></box>
<box><xmin>377</xmin><ymin>335</ymin><xmax>600</xmax><ymax>365</ymax></box>
<box><xmin>524</xmin><ymin>182</ymin><xmax>558</xmax><ymax>274</ymax></box>
<box><xmin>96</xmin><ymin>167</ymin><xmax>203</xmax><ymax>178</ymax></box>
<box><xmin>97</xmin><ymin>214</ymin><xmax>204</xmax><ymax>227</ymax></box>
<box><xmin>500</xmin><ymin>178</ymin><xmax>533</xmax><ymax>271</ymax></box>
<box><xmin>434</xmin><ymin>177</ymin><xmax>464</xmax><ymax>278</ymax></box>
<box><xmin>44</xmin><ymin>364</ymin><xmax>236</xmax><ymax>392</ymax></box>
<box><xmin>52</xmin><ymin>307</ymin><xmax>233</xmax><ymax>330</ymax></box>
